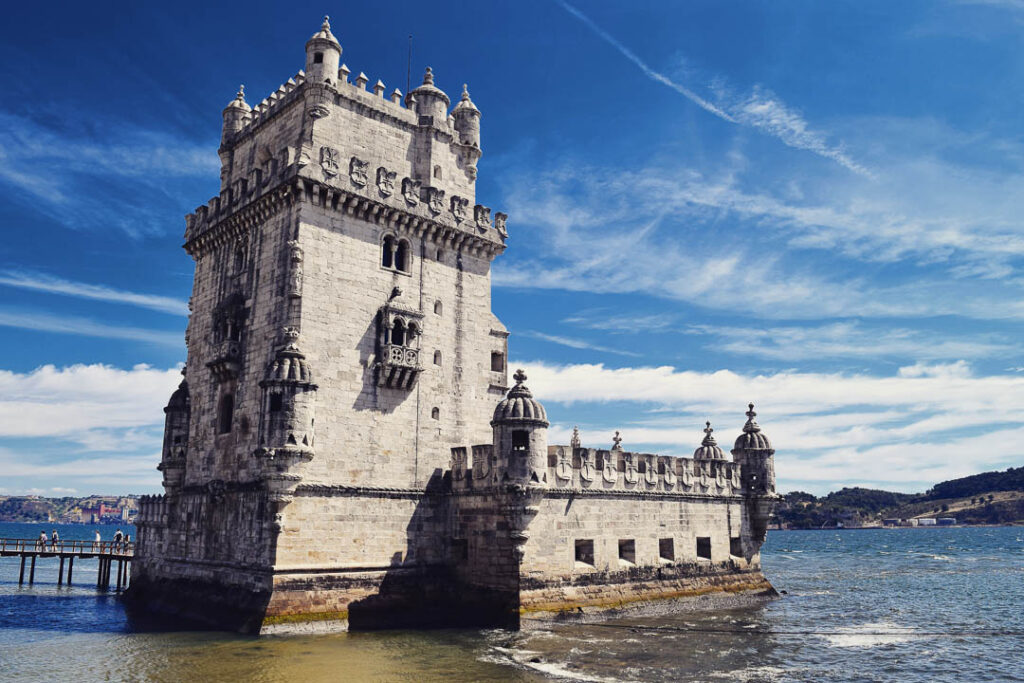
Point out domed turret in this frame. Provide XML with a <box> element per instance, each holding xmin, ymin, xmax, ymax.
<box><xmin>453</xmin><ymin>84</ymin><xmax>481</xmax><ymax>148</ymax></box>
<box><xmin>221</xmin><ymin>85</ymin><xmax>251</xmax><ymax>143</ymax></box>
<box><xmin>305</xmin><ymin>16</ymin><xmax>342</xmax><ymax>84</ymax></box>
<box><xmin>693</xmin><ymin>421</ymin><xmax>725</xmax><ymax>460</ymax></box>
<box><xmin>409</xmin><ymin>67</ymin><xmax>450</xmax><ymax>121</ymax></box>
<box><xmin>260</xmin><ymin>329</ymin><xmax>318</xmax><ymax>453</ymax></box>
<box><xmin>733</xmin><ymin>404</ymin><xmax>772</xmax><ymax>452</ymax></box>
<box><xmin>491</xmin><ymin>369</ymin><xmax>549</xmax><ymax>486</ymax></box>
<box><xmin>159</xmin><ymin>372</ymin><xmax>190</xmax><ymax>492</ymax></box>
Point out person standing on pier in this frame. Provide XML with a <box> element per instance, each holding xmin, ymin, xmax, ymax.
<box><xmin>50</xmin><ymin>529</ymin><xmax>59</xmax><ymax>551</ymax></box>
<box><xmin>37</xmin><ymin>530</ymin><xmax>46</xmax><ymax>550</ymax></box>
<box><xmin>113</xmin><ymin>528</ymin><xmax>123</xmax><ymax>553</ymax></box>
<box><xmin>93</xmin><ymin>530</ymin><xmax>101</xmax><ymax>551</ymax></box>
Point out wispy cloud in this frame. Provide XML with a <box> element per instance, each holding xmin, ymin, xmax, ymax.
<box><xmin>557</xmin><ymin>0</ymin><xmax>870</xmax><ymax>176</ymax></box>
<box><xmin>0</xmin><ymin>271</ymin><xmax>188</xmax><ymax>316</ymax></box>
<box><xmin>685</xmin><ymin>321</ymin><xmax>1020</xmax><ymax>362</ymax></box>
<box><xmin>0</xmin><ymin>309</ymin><xmax>182</xmax><ymax>346</ymax></box>
<box><xmin>521</xmin><ymin>330</ymin><xmax>641</xmax><ymax>357</ymax></box>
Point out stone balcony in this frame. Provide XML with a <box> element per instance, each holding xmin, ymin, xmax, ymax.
<box><xmin>375</xmin><ymin>343</ymin><xmax>422</xmax><ymax>390</ymax></box>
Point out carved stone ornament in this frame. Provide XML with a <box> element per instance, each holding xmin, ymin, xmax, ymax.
<box><xmin>570</xmin><ymin>426</ymin><xmax>581</xmax><ymax>450</ymax></box>
<box><xmin>402</xmin><ymin>177</ymin><xmax>421</xmax><ymax>206</ymax></box>
<box><xmin>645</xmin><ymin>455</ymin><xmax>658</xmax><ymax>486</ymax></box>
<box><xmin>580</xmin><ymin>451</ymin><xmax>595</xmax><ymax>483</ymax></box>
<box><xmin>699</xmin><ymin>465</ymin><xmax>710</xmax><ymax>490</ymax></box>
<box><xmin>624</xmin><ymin>454</ymin><xmax>639</xmax><ymax>485</ymax></box>
<box><xmin>602</xmin><ymin>452</ymin><xmax>618</xmax><ymax>484</ymax></box>
<box><xmin>681</xmin><ymin>462</ymin><xmax>693</xmax><ymax>488</ymax></box>
<box><xmin>320</xmin><ymin>147</ymin><xmax>339</xmax><ymax>177</ymax></box>
<box><xmin>450</xmin><ymin>195</ymin><xmax>469</xmax><ymax>222</ymax></box>
<box><xmin>555</xmin><ymin>447</ymin><xmax>572</xmax><ymax>481</ymax></box>
<box><xmin>287</xmin><ymin>240</ymin><xmax>303</xmax><ymax>297</ymax></box>
<box><xmin>377</xmin><ymin>167</ymin><xmax>396</xmax><ymax>196</ymax></box>
<box><xmin>452</xmin><ymin>448</ymin><xmax>466</xmax><ymax>481</ymax></box>
<box><xmin>494</xmin><ymin>212</ymin><xmax>508</xmax><ymax>239</ymax></box>
<box><xmin>426</xmin><ymin>187</ymin><xmax>445</xmax><ymax>215</ymax></box>
<box><xmin>349</xmin><ymin>157</ymin><xmax>369</xmax><ymax>187</ymax></box>
<box><xmin>664</xmin><ymin>462</ymin><xmax>677</xmax><ymax>488</ymax></box>
<box><xmin>474</xmin><ymin>204</ymin><xmax>491</xmax><ymax>231</ymax></box>
<box><xmin>731</xmin><ymin>466</ymin><xmax>741</xmax><ymax>489</ymax></box>
<box><xmin>716</xmin><ymin>466</ymin><xmax>727</xmax><ymax>489</ymax></box>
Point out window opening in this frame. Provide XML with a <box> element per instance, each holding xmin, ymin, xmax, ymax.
<box><xmin>314</xmin><ymin>52</ymin><xmax>324</xmax><ymax>64</ymax></box>
<box><xmin>659</xmin><ymin>538</ymin><xmax>675</xmax><ymax>562</ymax></box>
<box><xmin>217</xmin><ymin>394</ymin><xmax>234</xmax><ymax>434</ymax></box>
<box><xmin>730</xmin><ymin>537</ymin><xmax>743</xmax><ymax>557</ymax></box>
<box><xmin>618</xmin><ymin>539</ymin><xmax>636</xmax><ymax>565</ymax></box>
<box><xmin>269</xmin><ymin>394</ymin><xmax>283</xmax><ymax>413</ymax></box>
<box><xmin>431</xmin><ymin>407</ymin><xmax>440</xmax><ymax>420</ymax></box>
<box><xmin>575</xmin><ymin>539</ymin><xmax>595</xmax><ymax>567</ymax></box>
<box><xmin>490</xmin><ymin>351</ymin><xmax>505</xmax><ymax>373</ymax></box>
<box><xmin>433</xmin><ymin>350</ymin><xmax>442</xmax><ymax>366</ymax></box>
<box><xmin>511</xmin><ymin>430</ymin><xmax>529</xmax><ymax>452</ymax></box>
<box><xmin>434</xmin><ymin>300</ymin><xmax>442</xmax><ymax>315</ymax></box>
<box><xmin>697</xmin><ymin>537</ymin><xmax>712</xmax><ymax>560</ymax></box>
<box><xmin>433</xmin><ymin>165</ymin><xmax>442</xmax><ymax>179</ymax></box>
<box><xmin>392</xmin><ymin>320</ymin><xmax>406</xmax><ymax>346</ymax></box>
<box><xmin>395</xmin><ymin>240</ymin><xmax>410</xmax><ymax>272</ymax></box>
<box><xmin>382</xmin><ymin>235</ymin><xmax>395</xmax><ymax>268</ymax></box>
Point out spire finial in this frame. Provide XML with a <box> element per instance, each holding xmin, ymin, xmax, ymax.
<box><xmin>237</xmin><ymin>84</ymin><xmax>245</xmax><ymax>98</ymax></box>
<box><xmin>571</xmin><ymin>425</ymin><xmax>581</xmax><ymax>449</ymax></box>
<box><xmin>513</xmin><ymin>368</ymin><xmax>527</xmax><ymax>385</ymax></box>
<box><xmin>423</xmin><ymin>66</ymin><xmax>434</xmax><ymax>85</ymax></box>
<box><xmin>701</xmin><ymin>420</ymin><xmax>718</xmax><ymax>447</ymax></box>
<box><xmin>612</xmin><ymin>430</ymin><xmax>623</xmax><ymax>450</ymax></box>
<box><xmin>704</xmin><ymin>420</ymin><xmax>713</xmax><ymax>436</ymax></box>
<box><xmin>743</xmin><ymin>403</ymin><xmax>761</xmax><ymax>433</ymax></box>
<box><xmin>461</xmin><ymin>83</ymin><xmax>469</xmax><ymax>100</ymax></box>
<box><xmin>322</xmin><ymin>15</ymin><xmax>331</xmax><ymax>30</ymax></box>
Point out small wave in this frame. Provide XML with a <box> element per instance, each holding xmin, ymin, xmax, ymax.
<box><xmin>484</xmin><ymin>645</ymin><xmax>627</xmax><ymax>682</ymax></box>
<box><xmin>821</xmin><ymin>621</ymin><xmax>921</xmax><ymax>648</ymax></box>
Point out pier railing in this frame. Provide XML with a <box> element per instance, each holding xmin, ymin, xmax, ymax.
<box><xmin>0</xmin><ymin>537</ymin><xmax>134</xmax><ymax>590</ymax></box>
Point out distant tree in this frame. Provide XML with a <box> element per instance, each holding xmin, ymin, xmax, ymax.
<box><xmin>941</xmin><ymin>504</ymin><xmax>949</xmax><ymax>512</ymax></box>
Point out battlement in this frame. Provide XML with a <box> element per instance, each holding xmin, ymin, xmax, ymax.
<box><xmin>450</xmin><ymin>444</ymin><xmax>746</xmax><ymax>496</ymax></box>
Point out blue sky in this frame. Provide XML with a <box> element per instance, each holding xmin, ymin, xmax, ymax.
<box><xmin>0</xmin><ymin>1</ymin><xmax>1022</xmax><ymax>496</ymax></box>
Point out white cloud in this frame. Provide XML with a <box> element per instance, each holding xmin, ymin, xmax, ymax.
<box><xmin>0</xmin><ymin>309</ymin><xmax>182</xmax><ymax>346</ymax></box>
<box><xmin>0</xmin><ymin>271</ymin><xmax>189</xmax><ymax>316</ymax></box>
<box><xmin>557</xmin><ymin>1</ymin><xmax>869</xmax><ymax>175</ymax></box>
<box><xmin>520</xmin><ymin>330</ymin><xmax>641</xmax><ymax>357</ymax></box>
<box><xmin>515</xmin><ymin>360</ymin><xmax>1024</xmax><ymax>493</ymax></box>
<box><xmin>0</xmin><ymin>363</ymin><xmax>181</xmax><ymax>438</ymax></box>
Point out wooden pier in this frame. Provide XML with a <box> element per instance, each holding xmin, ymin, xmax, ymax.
<box><xmin>0</xmin><ymin>538</ymin><xmax>134</xmax><ymax>591</ymax></box>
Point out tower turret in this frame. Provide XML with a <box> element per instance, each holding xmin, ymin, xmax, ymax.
<box><xmin>157</xmin><ymin>372</ymin><xmax>190</xmax><ymax>493</ymax></box>
<box><xmin>305</xmin><ymin>16</ymin><xmax>341</xmax><ymax>84</ymax></box>
<box><xmin>409</xmin><ymin>67</ymin><xmax>450</xmax><ymax>122</ymax></box>
<box><xmin>731</xmin><ymin>403</ymin><xmax>778</xmax><ymax>552</ymax></box>
<box><xmin>221</xmin><ymin>85</ymin><xmax>251</xmax><ymax>143</ymax></box>
<box><xmin>452</xmin><ymin>84</ymin><xmax>481</xmax><ymax>147</ymax></box>
<box><xmin>693</xmin><ymin>421</ymin><xmax>725</xmax><ymax>460</ymax></box>
<box><xmin>490</xmin><ymin>369</ymin><xmax>549</xmax><ymax>486</ymax></box>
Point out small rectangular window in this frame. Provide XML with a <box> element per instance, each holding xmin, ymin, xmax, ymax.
<box><xmin>490</xmin><ymin>351</ymin><xmax>505</xmax><ymax>372</ymax></box>
<box><xmin>618</xmin><ymin>539</ymin><xmax>636</xmax><ymax>565</ymax></box>
<box><xmin>269</xmin><ymin>394</ymin><xmax>283</xmax><ymax>413</ymax></box>
<box><xmin>697</xmin><ymin>537</ymin><xmax>712</xmax><ymax>560</ymax></box>
<box><xmin>574</xmin><ymin>539</ymin><xmax>594</xmax><ymax>567</ymax></box>
<box><xmin>659</xmin><ymin>538</ymin><xmax>675</xmax><ymax>562</ymax></box>
<box><xmin>730</xmin><ymin>537</ymin><xmax>743</xmax><ymax>557</ymax></box>
<box><xmin>511</xmin><ymin>430</ymin><xmax>529</xmax><ymax>452</ymax></box>
<box><xmin>314</xmin><ymin>52</ymin><xmax>324</xmax><ymax>64</ymax></box>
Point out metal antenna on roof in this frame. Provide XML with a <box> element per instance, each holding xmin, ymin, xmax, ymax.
<box><xmin>406</xmin><ymin>34</ymin><xmax>413</xmax><ymax>99</ymax></box>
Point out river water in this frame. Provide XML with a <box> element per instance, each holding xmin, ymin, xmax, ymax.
<box><xmin>0</xmin><ymin>523</ymin><xmax>1021</xmax><ymax>682</ymax></box>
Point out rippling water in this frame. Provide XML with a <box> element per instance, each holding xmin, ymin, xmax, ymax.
<box><xmin>1</xmin><ymin>523</ymin><xmax>1022</xmax><ymax>682</ymax></box>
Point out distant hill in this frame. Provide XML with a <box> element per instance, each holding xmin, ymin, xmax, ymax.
<box><xmin>776</xmin><ymin>466</ymin><xmax>1024</xmax><ymax>529</ymax></box>
<box><xmin>0</xmin><ymin>496</ymin><xmax>137</xmax><ymax>524</ymax></box>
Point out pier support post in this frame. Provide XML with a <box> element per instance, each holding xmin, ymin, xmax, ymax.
<box><xmin>18</xmin><ymin>555</ymin><xmax>25</xmax><ymax>585</ymax></box>
<box><xmin>68</xmin><ymin>556</ymin><xmax>74</xmax><ymax>585</ymax></box>
<box><xmin>29</xmin><ymin>555</ymin><xmax>36</xmax><ymax>584</ymax></box>
<box><xmin>58</xmin><ymin>556</ymin><xmax>65</xmax><ymax>586</ymax></box>
<box><xmin>116</xmin><ymin>560</ymin><xmax>123</xmax><ymax>591</ymax></box>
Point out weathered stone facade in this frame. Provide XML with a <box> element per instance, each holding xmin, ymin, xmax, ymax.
<box><xmin>128</xmin><ymin>18</ymin><xmax>779</xmax><ymax>633</ymax></box>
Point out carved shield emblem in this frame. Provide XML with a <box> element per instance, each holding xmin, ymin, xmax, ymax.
<box><xmin>474</xmin><ymin>204</ymin><xmax>491</xmax><ymax>231</ymax></box>
<box><xmin>645</xmin><ymin>456</ymin><xmax>658</xmax><ymax>485</ymax></box>
<box><xmin>624</xmin><ymin>457</ymin><xmax>639</xmax><ymax>485</ymax></box>
<box><xmin>681</xmin><ymin>462</ymin><xmax>693</xmax><ymax>487</ymax></box>
<box><xmin>427</xmin><ymin>187</ymin><xmax>445</xmax><ymax>215</ymax></box>
<box><xmin>555</xmin><ymin>448</ymin><xmax>572</xmax><ymax>481</ymax></box>
<box><xmin>320</xmin><ymin>146</ymin><xmax>339</xmax><ymax>177</ymax></box>
<box><xmin>402</xmin><ymin>177</ymin><xmax>421</xmax><ymax>206</ymax></box>
<box><xmin>452</xmin><ymin>449</ymin><xmax>465</xmax><ymax>481</ymax></box>
<box><xmin>349</xmin><ymin>157</ymin><xmax>368</xmax><ymax>187</ymax></box>
<box><xmin>580</xmin><ymin>458</ymin><xmax>595</xmax><ymax>483</ymax></box>
<box><xmin>664</xmin><ymin>464</ymin><xmax>677</xmax><ymax>488</ymax></box>
<box><xmin>602</xmin><ymin>453</ymin><xmax>618</xmax><ymax>484</ymax></box>
<box><xmin>494</xmin><ymin>212</ymin><xmax>508</xmax><ymax>238</ymax></box>
<box><xmin>450</xmin><ymin>195</ymin><xmax>469</xmax><ymax>222</ymax></box>
<box><xmin>731</xmin><ymin>466</ymin><xmax>741</xmax><ymax>489</ymax></box>
<box><xmin>376</xmin><ymin>167</ymin><xmax>396</xmax><ymax>196</ymax></box>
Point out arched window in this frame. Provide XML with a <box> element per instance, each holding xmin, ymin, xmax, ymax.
<box><xmin>217</xmin><ymin>394</ymin><xmax>234</xmax><ymax>434</ymax></box>
<box><xmin>395</xmin><ymin>239</ymin><xmax>410</xmax><ymax>272</ymax></box>
<box><xmin>407</xmin><ymin>322</ymin><xmax>419</xmax><ymax>343</ymax></box>
<box><xmin>434</xmin><ymin>300</ymin><xmax>442</xmax><ymax>315</ymax></box>
<box><xmin>392</xmin><ymin>320</ymin><xmax>406</xmax><ymax>346</ymax></box>
<box><xmin>433</xmin><ymin>350</ymin><xmax>442</xmax><ymax>366</ymax></box>
<box><xmin>433</xmin><ymin>165</ymin><xmax>442</xmax><ymax>180</ymax></box>
<box><xmin>382</xmin><ymin>235</ymin><xmax>395</xmax><ymax>268</ymax></box>
<box><xmin>436</xmin><ymin>249</ymin><xmax>444</xmax><ymax>262</ymax></box>
<box><xmin>431</xmin><ymin>407</ymin><xmax>440</xmax><ymax>420</ymax></box>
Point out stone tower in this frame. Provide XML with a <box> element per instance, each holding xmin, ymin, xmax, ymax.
<box><xmin>131</xmin><ymin>17</ymin><xmax>510</xmax><ymax>631</ymax></box>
